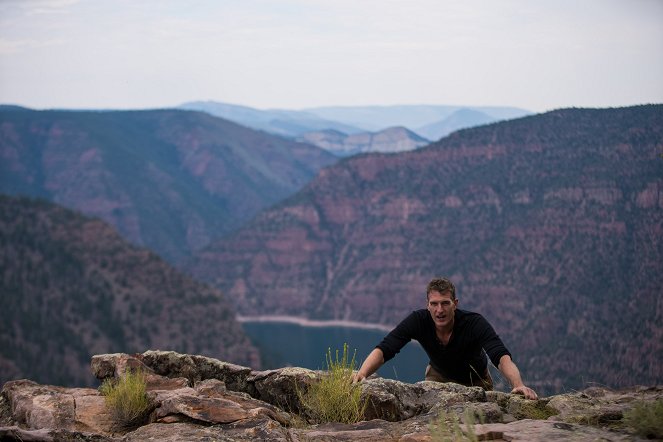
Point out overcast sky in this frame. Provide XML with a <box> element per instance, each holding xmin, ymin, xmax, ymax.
<box><xmin>1</xmin><ymin>0</ymin><xmax>662</xmax><ymax>113</ymax></box>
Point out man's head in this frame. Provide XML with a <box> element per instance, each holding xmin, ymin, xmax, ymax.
<box><xmin>426</xmin><ymin>277</ymin><xmax>456</xmax><ymax>301</ymax></box>
<box><xmin>426</xmin><ymin>277</ymin><xmax>458</xmax><ymax>330</ymax></box>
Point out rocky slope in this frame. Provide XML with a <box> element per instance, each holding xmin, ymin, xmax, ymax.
<box><xmin>298</xmin><ymin>126</ymin><xmax>430</xmax><ymax>156</ymax></box>
<box><xmin>1</xmin><ymin>351</ymin><xmax>659</xmax><ymax>441</ymax></box>
<box><xmin>188</xmin><ymin>105</ymin><xmax>663</xmax><ymax>395</ymax></box>
<box><xmin>0</xmin><ymin>107</ymin><xmax>336</xmax><ymax>263</ymax></box>
<box><xmin>0</xmin><ymin>195</ymin><xmax>259</xmax><ymax>388</ymax></box>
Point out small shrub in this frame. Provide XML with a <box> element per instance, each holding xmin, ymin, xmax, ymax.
<box><xmin>299</xmin><ymin>343</ymin><xmax>367</xmax><ymax>424</ymax></box>
<box><xmin>99</xmin><ymin>369</ymin><xmax>152</xmax><ymax>429</ymax></box>
<box><xmin>624</xmin><ymin>398</ymin><xmax>663</xmax><ymax>439</ymax></box>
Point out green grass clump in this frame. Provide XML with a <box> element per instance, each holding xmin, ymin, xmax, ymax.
<box><xmin>299</xmin><ymin>343</ymin><xmax>368</xmax><ymax>424</ymax></box>
<box><xmin>624</xmin><ymin>398</ymin><xmax>663</xmax><ymax>439</ymax></box>
<box><xmin>99</xmin><ymin>369</ymin><xmax>152</xmax><ymax>429</ymax></box>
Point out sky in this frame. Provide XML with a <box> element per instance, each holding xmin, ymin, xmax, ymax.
<box><xmin>0</xmin><ymin>0</ymin><xmax>662</xmax><ymax>113</ymax></box>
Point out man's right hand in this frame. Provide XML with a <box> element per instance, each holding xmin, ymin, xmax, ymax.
<box><xmin>351</xmin><ymin>371</ymin><xmax>366</xmax><ymax>383</ymax></box>
<box><xmin>352</xmin><ymin>348</ymin><xmax>385</xmax><ymax>384</ymax></box>
<box><xmin>511</xmin><ymin>385</ymin><xmax>538</xmax><ymax>400</ymax></box>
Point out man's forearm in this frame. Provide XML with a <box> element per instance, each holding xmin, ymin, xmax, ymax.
<box><xmin>498</xmin><ymin>355</ymin><xmax>538</xmax><ymax>399</ymax></box>
<box><xmin>353</xmin><ymin>348</ymin><xmax>385</xmax><ymax>382</ymax></box>
<box><xmin>498</xmin><ymin>355</ymin><xmax>525</xmax><ymax>388</ymax></box>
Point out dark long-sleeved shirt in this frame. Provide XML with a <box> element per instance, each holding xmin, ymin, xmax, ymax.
<box><xmin>376</xmin><ymin>309</ymin><xmax>511</xmax><ymax>385</ymax></box>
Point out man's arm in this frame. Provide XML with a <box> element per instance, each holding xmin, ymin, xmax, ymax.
<box><xmin>352</xmin><ymin>348</ymin><xmax>385</xmax><ymax>383</ymax></box>
<box><xmin>353</xmin><ymin>311</ymin><xmax>419</xmax><ymax>383</ymax></box>
<box><xmin>497</xmin><ymin>354</ymin><xmax>538</xmax><ymax>400</ymax></box>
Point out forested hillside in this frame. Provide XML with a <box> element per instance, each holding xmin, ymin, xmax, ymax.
<box><xmin>0</xmin><ymin>107</ymin><xmax>336</xmax><ymax>263</ymax></box>
<box><xmin>0</xmin><ymin>195</ymin><xmax>259</xmax><ymax>387</ymax></box>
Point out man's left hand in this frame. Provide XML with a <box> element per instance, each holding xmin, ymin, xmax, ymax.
<box><xmin>511</xmin><ymin>385</ymin><xmax>538</xmax><ymax>400</ymax></box>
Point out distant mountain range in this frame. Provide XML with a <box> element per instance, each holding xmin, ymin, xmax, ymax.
<box><xmin>0</xmin><ymin>107</ymin><xmax>337</xmax><ymax>263</ymax></box>
<box><xmin>297</xmin><ymin>126</ymin><xmax>430</xmax><ymax>156</ymax></box>
<box><xmin>187</xmin><ymin>104</ymin><xmax>663</xmax><ymax>394</ymax></box>
<box><xmin>179</xmin><ymin>101</ymin><xmax>533</xmax><ymax>149</ymax></box>
<box><xmin>0</xmin><ymin>195</ymin><xmax>259</xmax><ymax>387</ymax></box>
<box><xmin>179</xmin><ymin>101</ymin><xmax>365</xmax><ymax>137</ymax></box>
<box><xmin>415</xmin><ymin>108</ymin><xmax>500</xmax><ymax>140</ymax></box>
<box><xmin>304</xmin><ymin>104</ymin><xmax>532</xmax><ymax>136</ymax></box>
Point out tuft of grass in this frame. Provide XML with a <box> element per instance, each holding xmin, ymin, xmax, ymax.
<box><xmin>99</xmin><ymin>369</ymin><xmax>152</xmax><ymax>430</ymax></box>
<box><xmin>299</xmin><ymin>343</ymin><xmax>368</xmax><ymax>424</ymax></box>
<box><xmin>430</xmin><ymin>408</ymin><xmax>483</xmax><ymax>442</ymax></box>
<box><xmin>624</xmin><ymin>398</ymin><xmax>663</xmax><ymax>439</ymax></box>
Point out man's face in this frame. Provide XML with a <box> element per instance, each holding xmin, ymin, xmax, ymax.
<box><xmin>427</xmin><ymin>290</ymin><xmax>458</xmax><ymax>329</ymax></box>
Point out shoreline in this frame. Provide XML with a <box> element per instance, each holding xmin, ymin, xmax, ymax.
<box><xmin>236</xmin><ymin>315</ymin><xmax>394</xmax><ymax>333</ymax></box>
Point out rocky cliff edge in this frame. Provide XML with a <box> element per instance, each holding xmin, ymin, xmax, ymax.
<box><xmin>1</xmin><ymin>351</ymin><xmax>660</xmax><ymax>441</ymax></box>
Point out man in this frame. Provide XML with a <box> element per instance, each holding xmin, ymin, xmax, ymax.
<box><xmin>352</xmin><ymin>277</ymin><xmax>538</xmax><ymax>400</ymax></box>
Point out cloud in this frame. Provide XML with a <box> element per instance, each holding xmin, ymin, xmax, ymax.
<box><xmin>23</xmin><ymin>0</ymin><xmax>81</xmax><ymax>15</ymax></box>
<box><xmin>0</xmin><ymin>0</ymin><xmax>661</xmax><ymax>110</ymax></box>
<box><xmin>0</xmin><ymin>39</ymin><xmax>28</xmax><ymax>55</ymax></box>
<box><xmin>0</xmin><ymin>38</ymin><xmax>66</xmax><ymax>55</ymax></box>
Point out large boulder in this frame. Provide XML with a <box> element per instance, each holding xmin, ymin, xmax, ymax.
<box><xmin>150</xmin><ymin>379</ymin><xmax>292</xmax><ymax>426</ymax></box>
<box><xmin>248</xmin><ymin>367</ymin><xmax>319</xmax><ymax>414</ymax></box>
<box><xmin>360</xmin><ymin>378</ymin><xmax>486</xmax><ymax>421</ymax></box>
<box><xmin>2</xmin><ymin>380</ymin><xmax>114</xmax><ymax>435</ymax></box>
<box><xmin>91</xmin><ymin>353</ymin><xmax>189</xmax><ymax>391</ymax></box>
<box><xmin>546</xmin><ymin>385</ymin><xmax>663</xmax><ymax>427</ymax></box>
<box><xmin>140</xmin><ymin>350</ymin><xmax>253</xmax><ymax>393</ymax></box>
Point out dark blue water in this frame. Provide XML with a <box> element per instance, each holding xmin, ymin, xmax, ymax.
<box><xmin>241</xmin><ymin>321</ymin><xmax>430</xmax><ymax>383</ymax></box>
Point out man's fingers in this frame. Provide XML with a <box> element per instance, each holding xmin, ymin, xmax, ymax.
<box><xmin>511</xmin><ymin>386</ymin><xmax>538</xmax><ymax>400</ymax></box>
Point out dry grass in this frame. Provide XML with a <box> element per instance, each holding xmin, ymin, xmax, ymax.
<box><xmin>299</xmin><ymin>343</ymin><xmax>368</xmax><ymax>424</ymax></box>
<box><xmin>99</xmin><ymin>369</ymin><xmax>152</xmax><ymax>430</ymax></box>
<box><xmin>624</xmin><ymin>398</ymin><xmax>663</xmax><ymax>439</ymax></box>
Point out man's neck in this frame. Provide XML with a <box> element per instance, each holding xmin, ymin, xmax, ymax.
<box><xmin>436</xmin><ymin>318</ymin><xmax>454</xmax><ymax>335</ymax></box>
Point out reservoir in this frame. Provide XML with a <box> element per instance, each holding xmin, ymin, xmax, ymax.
<box><xmin>241</xmin><ymin>320</ymin><xmax>429</xmax><ymax>383</ymax></box>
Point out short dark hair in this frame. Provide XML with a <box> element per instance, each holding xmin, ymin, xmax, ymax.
<box><xmin>426</xmin><ymin>277</ymin><xmax>456</xmax><ymax>300</ymax></box>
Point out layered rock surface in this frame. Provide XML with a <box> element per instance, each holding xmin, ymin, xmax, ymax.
<box><xmin>1</xmin><ymin>351</ymin><xmax>659</xmax><ymax>441</ymax></box>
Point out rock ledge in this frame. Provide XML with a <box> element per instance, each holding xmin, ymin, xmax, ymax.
<box><xmin>1</xmin><ymin>351</ymin><xmax>660</xmax><ymax>441</ymax></box>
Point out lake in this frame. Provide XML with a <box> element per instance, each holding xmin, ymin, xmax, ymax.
<box><xmin>241</xmin><ymin>321</ymin><xmax>430</xmax><ymax>383</ymax></box>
